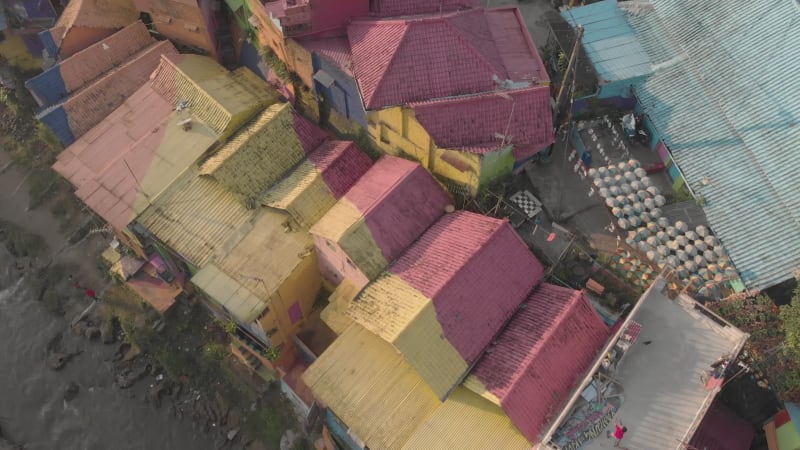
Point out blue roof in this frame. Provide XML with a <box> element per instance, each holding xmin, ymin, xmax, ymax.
<box><xmin>561</xmin><ymin>0</ymin><xmax>652</xmax><ymax>83</ymax></box>
<box><xmin>0</xmin><ymin>7</ymin><xmax>7</xmax><ymax>32</ymax></box>
<box><xmin>787</xmin><ymin>403</ymin><xmax>800</xmax><ymax>436</ymax></box>
<box><xmin>565</xmin><ymin>0</ymin><xmax>800</xmax><ymax>291</ymax></box>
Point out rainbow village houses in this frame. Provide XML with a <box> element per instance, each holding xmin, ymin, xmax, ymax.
<box><xmin>1</xmin><ymin>0</ymin><xmax>799</xmax><ymax>448</ymax></box>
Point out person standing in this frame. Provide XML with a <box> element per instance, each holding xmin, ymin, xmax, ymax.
<box><xmin>608</xmin><ymin>417</ymin><xmax>627</xmax><ymax>447</ymax></box>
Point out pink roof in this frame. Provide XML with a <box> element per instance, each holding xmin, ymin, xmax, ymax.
<box><xmin>268</xmin><ymin>0</ymin><xmax>368</xmax><ymax>38</ymax></box>
<box><xmin>346</xmin><ymin>156</ymin><xmax>451</xmax><ymax>263</ymax></box>
<box><xmin>347</xmin><ymin>8</ymin><xmax>546</xmax><ymax>109</ymax></box>
<box><xmin>389</xmin><ymin>211</ymin><xmax>545</xmax><ymax>363</ymax></box>
<box><xmin>411</xmin><ymin>87</ymin><xmax>554</xmax><ymax>157</ymax></box>
<box><xmin>299</xmin><ymin>37</ymin><xmax>353</xmax><ymax>74</ymax></box>
<box><xmin>371</xmin><ymin>0</ymin><xmax>479</xmax><ymax>17</ymax></box>
<box><xmin>293</xmin><ymin>111</ymin><xmax>329</xmax><ymax>154</ymax></box>
<box><xmin>472</xmin><ymin>283</ymin><xmax>610</xmax><ymax>441</ymax></box>
<box><xmin>307</xmin><ymin>140</ymin><xmax>372</xmax><ymax>198</ymax></box>
<box><xmin>54</xmin><ymin>83</ymin><xmax>175</xmax><ymax>230</ymax></box>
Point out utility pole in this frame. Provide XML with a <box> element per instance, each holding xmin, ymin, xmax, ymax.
<box><xmin>554</xmin><ymin>24</ymin><xmax>584</xmax><ymax>121</ymax></box>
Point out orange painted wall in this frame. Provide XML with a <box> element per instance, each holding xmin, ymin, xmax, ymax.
<box><xmin>142</xmin><ymin>0</ymin><xmax>217</xmax><ymax>57</ymax></box>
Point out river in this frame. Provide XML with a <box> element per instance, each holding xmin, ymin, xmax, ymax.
<box><xmin>0</xmin><ymin>151</ymin><xmax>215</xmax><ymax>450</ymax></box>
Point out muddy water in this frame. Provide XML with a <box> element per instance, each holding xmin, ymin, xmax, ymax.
<box><xmin>0</xmin><ymin>152</ymin><xmax>214</xmax><ymax>449</ymax></box>
<box><xmin>0</xmin><ymin>256</ymin><xmax>213</xmax><ymax>450</ymax></box>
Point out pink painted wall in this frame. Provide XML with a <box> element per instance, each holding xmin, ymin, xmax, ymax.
<box><xmin>312</xmin><ymin>234</ymin><xmax>370</xmax><ymax>290</ymax></box>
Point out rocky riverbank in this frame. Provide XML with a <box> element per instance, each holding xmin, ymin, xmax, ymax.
<box><xmin>0</xmin><ymin>106</ymin><xmax>303</xmax><ymax>449</ymax></box>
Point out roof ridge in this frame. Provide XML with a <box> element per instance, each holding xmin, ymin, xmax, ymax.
<box><xmin>353</xmin><ymin>157</ymin><xmax>418</xmax><ymax>217</ymax></box>
<box><xmin>361</xmin><ymin>23</ymin><xmax>410</xmax><ymax>109</ymax></box>
<box><xmin>428</xmin><ymin>213</ymin><xmax>505</xmax><ymax>300</ymax></box>
<box><xmin>441</xmin><ymin>12</ymin><xmax>506</xmax><ymax>80</ymax></box>
<box><xmin>504</xmin><ymin>286</ymin><xmax>582</xmax><ymax>393</ymax></box>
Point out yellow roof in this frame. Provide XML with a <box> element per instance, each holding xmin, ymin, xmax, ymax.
<box><xmin>152</xmin><ymin>55</ymin><xmax>278</xmax><ymax>139</ymax></box>
<box><xmin>136</xmin><ymin>171</ymin><xmax>256</xmax><ymax>267</ymax></box>
<box><xmin>191</xmin><ymin>263</ymin><xmax>266</xmax><ymax>323</ymax></box>
<box><xmin>200</xmin><ymin>104</ymin><xmax>307</xmax><ymax>200</ymax></box>
<box><xmin>309</xmin><ymin>196</ymin><xmax>362</xmax><ymax>242</ymax></box>
<box><xmin>209</xmin><ymin>209</ymin><xmax>314</xmax><ymax>302</ymax></box>
<box><xmin>401</xmin><ymin>387</ymin><xmax>531</xmax><ymax>450</ymax></box>
<box><xmin>302</xmin><ymin>324</ymin><xmax>441</xmax><ymax>450</ymax></box>
<box><xmin>320</xmin><ymin>279</ymin><xmax>360</xmax><ymax>335</ymax></box>
<box><xmin>347</xmin><ymin>273</ymin><xmax>468</xmax><ymax>399</ymax></box>
<box><xmin>261</xmin><ymin>160</ymin><xmax>337</xmax><ymax>228</ymax></box>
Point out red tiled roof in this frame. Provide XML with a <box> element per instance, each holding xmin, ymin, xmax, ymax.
<box><xmin>347</xmin><ymin>8</ymin><xmax>545</xmax><ymax>109</ymax></box>
<box><xmin>390</xmin><ymin>211</ymin><xmax>545</xmax><ymax>363</ymax></box>
<box><xmin>293</xmin><ymin>111</ymin><xmax>329</xmax><ymax>154</ymax></box>
<box><xmin>411</xmin><ymin>87</ymin><xmax>554</xmax><ymax>157</ymax></box>
<box><xmin>485</xmin><ymin>8</ymin><xmax>549</xmax><ymax>83</ymax></box>
<box><xmin>472</xmin><ymin>283</ymin><xmax>610</xmax><ymax>441</ymax></box>
<box><xmin>63</xmin><ymin>40</ymin><xmax>178</xmax><ymax>139</ymax></box>
<box><xmin>307</xmin><ymin>141</ymin><xmax>373</xmax><ymax>198</ymax></box>
<box><xmin>299</xmin><ymin>37</ymin><xmax>353</xmax><ymax>74</ymax></box>
<box><xmin>346</xmin><ymin>156</ymin><xmax>451</xmax><ymax>263</ymax></box>
<box><xmin>371</xmin><ymin>0</ymin><xmax>480</xmax><ymax>17</ymax></box>
<box><xmin>58</xmin><ymin>21</ymin><xmax>154</xmax><ymax>94</ymax></box>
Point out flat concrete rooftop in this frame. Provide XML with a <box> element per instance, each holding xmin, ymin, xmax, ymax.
<box><xmin>582</xmin><ymin>286</ymin><xmax>747</xmax><ymax>450</ymax></box>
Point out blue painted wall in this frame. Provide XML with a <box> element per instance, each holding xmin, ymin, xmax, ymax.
<box><xmin>325</xmin><ymin>410</ymin><xmax>364</xmax><ymax>450</ymax></box>
<box><xmin>38</xmin><ymin>29</ymin><xmax>57</xmax><ymax>60</ymax></box>
<box><xmin>311</xmin><ymin>53</ymin><xmax>366</xmax><ymax>127</ymax></box>
<box><xmin>26</xmin><ymin>66</ymin><xmax>67</xmax><ymax>107</ymax></box>
<box><xmin>37</xmin><ymin>105</ymin><xmax>75</xmax><ymax>146</ymax></box>
<box><xmin>239</xmin><ymin>40</ymin><xmax>268</xmax><ymax>80</ymax></box>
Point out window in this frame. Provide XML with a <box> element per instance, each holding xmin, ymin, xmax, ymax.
<box><xmin>325</xmin><ymin>239</ymin><xmax>336</xmax><ymax>251</ymax></box>
<box><xmin>345</xmin><ymin>257</ymin><xmax>355</xmax><ymax>269</ymax></box>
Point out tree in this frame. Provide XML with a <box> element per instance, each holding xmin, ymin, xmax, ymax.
<box><xmin>780</xmin><ymin>286</ymin><xmax>800</xmax><ymax>359</ymax></box>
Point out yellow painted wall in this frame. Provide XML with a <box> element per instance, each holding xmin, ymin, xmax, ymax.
<box><xmin>367</xmin><ymin>107</ymin><xmax>432</xmax><ymax>168</ymax></box>
<box><xmin>260</xmin><ymin>250</ymin><xmax>321</xmax><ymax>347</ymax></box>
<box><xmin>366</xmin><ymin>107</ymin><xmax>484</xmax><ymax>195</ymax></box>
<box><xmin>0</xmin><ymin>35</ymin><xmax>43</xmax><ymax>71</ymax></box>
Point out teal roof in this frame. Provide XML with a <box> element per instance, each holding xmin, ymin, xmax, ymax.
<box><xmin>561</xmin><ymin>0</ymin><xmax>652</xmax><ymax>83</ymax></box>
<box><xmin>565</xmin><ymin>0</ymin><xmax>800</xmax><ymax>290</ymax></box>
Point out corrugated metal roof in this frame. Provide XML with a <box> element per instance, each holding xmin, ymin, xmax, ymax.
<box><xmin>470</xmin><ymin>283</ymin><xmax>610</xmax><ymax>441</ymax></box>
<box><xmin>347</xmin><ymin>273</ymin><xmax>469</xmax><ymax>398</ymax></box>
<box><xmin>561</xmin><ymin>0</ymin><xmax>652</xmax><ymax>83</ymax></box>
<box><xmin>627</xmin><ymin>0</ymin><xmax>800</xmax><ymax>290</ymax></box>
<box><xmin>302</xmin><ymin>324</ymin><xmax>441</xmax><ymax>450</ymax></box>
<box><xmin>192</xmin><ymin>263</ymin><xmax>266</xmax><ymax>323</ymax></box>
<box><xmin>402</xmin><ymin>387</ymin><xmax>531</xmax><ymax>450</ymax></box>
<box><xmin>199</xmin><ymin>104</ymin><xmax>311</xmax><ymax>200</ymax></box>
<box><xmin>209</xmin><ymin>209</ymin><xmax>314</xmax><ymax>303</ymax></box>
<box><xmin>149</xmin><ymin>54</ymin><xmax>279</xmax><ymax>138</ymax></box>
<box><xmin>261</xmin><ymin>141</ymin><xmax>372</xmax><ymax>228</ymax></box>
<box><xmin>347</xmin><ymin>211</ymin><xmax>545</xmax><ymax>398</ymax></box>
<box><xmin>136</xmin><ymin>171</ymin><xmax>256</xmax><ymax>267</ymax></box>
<box><xmin>310</xmin><ymin>156</ymin><xmax>451</xmax><ymax>280</ymax></box>
<box><xmin>53</xmin><ymin>83</ymin><xmax>218</xmax><ymax>230</ymax></box>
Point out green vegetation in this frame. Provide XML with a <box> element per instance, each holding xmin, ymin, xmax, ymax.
<box><xmin>709</xmin><ymin>290</ymin><xmax>800</xmax><ymax>402</ymax></box>
<box><xmin>104</xmin><ymin>284</ymin><xmax>297</xmax><ymax>446</ymax></box>
<box><xmin>259</xmin><ymin>47</ymin><xmax>291</xmax><ymax>83</ymax></box>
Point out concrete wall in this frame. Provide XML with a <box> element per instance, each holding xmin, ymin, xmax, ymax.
<box><xmin>260</xmin><ymin>251</ymin><xmax>322</xmax><ymax>347</ymax></box>
<box><xmin>312</xmin><ymin>234</ymin><xmax>370</xmax><ymax>291</ymax></box>
<box><xmin>312</xmin><ymin>53</ymin><xmax>366</xmax><ymax>127</ymax></box>
<box><xmin>142</xmin><ymin>0</ymin><xmax>217</xmax><ymax>58</ymax></box>
<box><xmin>367</xmin><ymin>107</ymin><xmax>433</xmax><ymax>167</ymax></box>
<box><xmin>433</xmin><ymin>148</ymin><xmax>481</xmax><ymax>195</ymax></box>
<box><xmin>479</xmin><ymin>146</ymin><xmax>514</xmax><ymax>186</ymax></box>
